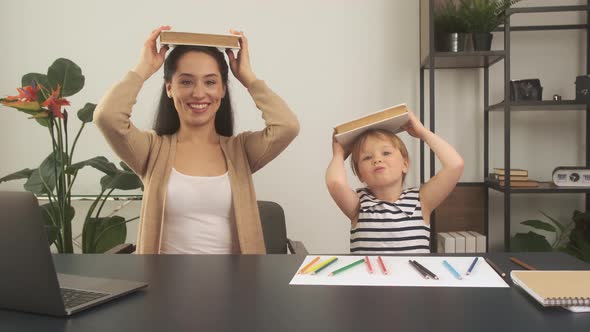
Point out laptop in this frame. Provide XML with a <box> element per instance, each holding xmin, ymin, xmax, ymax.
<box><xmin>0</xmin><ymin>191</ymin><xmax>147</xmax><ymax>316</ymax></box>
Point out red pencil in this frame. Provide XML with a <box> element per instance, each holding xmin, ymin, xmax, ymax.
<box><xmin>377</xmin><ymin>256</ymin><xmax>389</xmax><ymax>275</ymax></box>
<box><xmin>365</xmin><ymin>256</ymin><xmax>374</xmax><ymax>274</ymax></box>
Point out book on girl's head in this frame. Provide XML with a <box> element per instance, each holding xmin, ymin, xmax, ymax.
<box><xmin>333</xmin><ymin>103</ymin><xmax>410</xmax><ymax>148</ymax></box>
<box><xmin>159</xmin><ymin>31</ymin><xmax>240</xmax><ymax>49</ymax></box>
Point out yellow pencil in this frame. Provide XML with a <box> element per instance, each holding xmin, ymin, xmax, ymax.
<box><xmin>298</xmin><ymin>256</ymin><xmax>320</xmax><ymax>274</ymax></box>
<box><xmin>308</xmin><ymin>257</ymin><xmax>339</xmax><ymax>275</ymax></box>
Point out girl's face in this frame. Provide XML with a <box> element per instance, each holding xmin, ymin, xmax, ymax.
<box><xmin>357</xmin><ymin>135</ymin><xmax>408</xmax><ymax>189</ymax></box>
<box><xmin>166</xmin><ymin>51</ymin><xmax>226</xmax><ymax>129</ymax></box>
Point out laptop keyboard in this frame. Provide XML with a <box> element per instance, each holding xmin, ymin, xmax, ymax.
<box><xmin>60</xmin><ymin>288</ymin><xmax>109</xmax><ymax>308</ymax></box>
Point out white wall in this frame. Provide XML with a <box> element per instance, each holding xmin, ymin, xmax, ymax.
<box><xmin>0</xmin><ymin>0</ymin><xmax>586</xmax><ymax>253</ymax></box>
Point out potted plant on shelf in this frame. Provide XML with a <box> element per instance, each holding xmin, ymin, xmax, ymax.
<box><xmin>461</xmin><ymin>0</ymin><xmax>523</xmax><ymax>51</ymax></box>
<box><xmin>434</xmin><ymin>1</ymin><xmax>470</xmax><ymax>52</ymax></box>
<box><xmin>0</xmin><ymin>58</ymin><xmax>143</xmax><ymax>253</ymax></box>
<box><xmin>511</xmin><ymin>210</ymin><xmax>590</xmax><ymax>263</ymax></box>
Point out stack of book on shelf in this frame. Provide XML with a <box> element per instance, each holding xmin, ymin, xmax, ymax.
<box><xmin>489</xmin><ymin>168</ymin><xmax>539</xmax><ymax>187</ymax></box>
<box><xmin>437</xmin><ymin>231</ymin><xmax>486</xmax><ymax>253</ymax></box>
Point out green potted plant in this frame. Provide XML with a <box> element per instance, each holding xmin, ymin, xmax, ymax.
<box><xmin>0</xmin><ymin>58</ymin><xmax>143</xmax><ymax>253</ymax></box>
<box><xmin>511</xmin><ymin>210</ymin><xmax>590</xmax><ymax>263</ymax></box>
<box><xmin>434</xmin><ymin>1</ymin><xmax>470</xmax><ymax>52</ymax></box>
<box><xmin>461</xmin><ymin>0</ymin><xmax>523</xmax><ymax>51</ymax></box>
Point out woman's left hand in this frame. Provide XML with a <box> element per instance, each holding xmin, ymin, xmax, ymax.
<box><xmin>226</xmin><ymin>29</ymin><xmax>258</xmax><ymax>89</ymax></box>
<box><xmin>402</xmin><ymin>111</ymin><xmax>429</xmax><ymax>140</ymax></box>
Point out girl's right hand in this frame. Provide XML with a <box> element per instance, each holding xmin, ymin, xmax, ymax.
<box><xmin>133</xmin><ymin>25</ymin><xmax>172</xmax><ymax>81</ymax></box>
<box><xmin>332</xmin><ymin>134</ymin><xmax>350</xmax><ymax>159</ymax></box>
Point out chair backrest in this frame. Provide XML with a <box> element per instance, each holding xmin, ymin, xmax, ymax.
<box><xmin>257</xmin><ymin>201</ymin><xmax>288</xmax><ymax>254</ymax></box>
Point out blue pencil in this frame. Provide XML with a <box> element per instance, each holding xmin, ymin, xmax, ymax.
<box><xmin>466</xmin><ymin>257</ymin><xmax>479</xmax><ymax>276</ymax></box>
<box><xmin>442</xmin><ymin>260</ymin><xmax>462</xmax><ymax>280</ymax></box>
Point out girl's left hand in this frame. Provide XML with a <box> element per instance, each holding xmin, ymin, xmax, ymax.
<box><xmin>226</xmin><ymin>29</ymin><xmax>258</xmax><ymax>89</ymax></box>
<box><xmin>402</xmin><ymin>111</ymin><xmax>429</xmax><ymax>140</ymax></box>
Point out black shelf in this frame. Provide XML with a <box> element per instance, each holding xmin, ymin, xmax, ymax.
<box><xmin>507</xmin><ymin>5</ymin><xmax>589</xmax><ymax>15</ymax></box>
<box><xmin>421</xmin><ymin>51</ymin><xmax>505</xmax><ymax>69</ymax></box>
<box><xmin>486</xmin><ymin>180</ymin><xmax>590</xmax><ymax>194</ymax></box>
<box><xmin>487</xmin><ymin>100</ymin><xmax>589</xmax><ymax>112</ymax></box>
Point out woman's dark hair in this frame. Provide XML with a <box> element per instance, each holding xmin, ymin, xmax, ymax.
<box><xmin>153</xmin><ymin>45</ymin><xmax>234</xmax><ymax>136</ymax></box>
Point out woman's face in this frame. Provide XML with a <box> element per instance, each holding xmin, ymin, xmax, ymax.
<box><xmin>166</xmin><ymin>51</ymin><xmax>226</xmax><ymax>130</ymax></box>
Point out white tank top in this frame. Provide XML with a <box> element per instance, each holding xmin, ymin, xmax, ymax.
<box><xmin>160</xmin><ymin>168</ymin><xmax>238</xmax><ymax>254</ymax></box>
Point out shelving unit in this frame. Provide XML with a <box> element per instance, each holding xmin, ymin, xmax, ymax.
<box><xmin>419</xmin><ymin>0</ymin><xmax>590</xmax><ymax>251</ymax></box>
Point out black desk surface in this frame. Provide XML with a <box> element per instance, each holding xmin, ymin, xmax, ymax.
<box><xmin>1</xmin><ymin>252</ymin><xmax>589</xmax><ymax>332</ymax></box>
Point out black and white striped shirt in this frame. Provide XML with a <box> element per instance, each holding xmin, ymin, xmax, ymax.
<box><xmin>350</xmin><ymin>187</ymin><xmax>431</xmax><ymax>254</ymax></box>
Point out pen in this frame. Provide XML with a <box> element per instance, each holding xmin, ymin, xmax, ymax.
<box><xmin>442</xmin><ymin>260</ymin><xmax>462</xmax><ymax>280</ymax></box>
<box><xmin>413</xmin><ymin>259</ymin><xmax>439</xmax><ymax>280</ymax></box>
<box><xmin>510</xmin><ymin>257</ymin><xmax>536</xmax><ymax>270</ymax></box>
<box><xmin>328</xmin><ymin>258</ymin><xmax>365</xmax><ymax>276</ymax></box>
<box><xmin>409</xmin><ymin>260</ymin><xmax>430</xmax><ymax>279</ymax></box>
<box><xmin>377</xmin><ymin>256</ymin><xmax>389</xmax><ymax>275</ymax></box>
<box><xmin>365</xmin><ymin>256</ymin><xmax>374</xmax><ymax>274</ymax></box>
<box><xmin>298</xmin><ymin>256</ymin><xmax>320</xmax><ymax>274</ymax></box>
<box><xmin>466</xmin><ymin>257</ymin><xmax>479</xmax><ymax>276</ymax></box>
<box><xmin>484</xmin><ymin>257</ymin><xmax>506</xmax><ymax>278</ymax></box>
<box><xmin>310</xmin><ymin>257</ymin><xmax>339</xmax><ymax>275</ymax></box>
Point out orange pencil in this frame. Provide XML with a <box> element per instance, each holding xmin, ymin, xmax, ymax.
<box><xmin>510</xmin><ymin>257</ymin><xmax>536</xmax><ymax>270</ymax></box>
<box><xmin>365</xmin><ymin>256</ymin><xmax>374</xmax><ymax>274</ymax></box>
<box><xmin>298</xmin><ymin>256</ymin><xmax>320</xmax><ymax>274</ymax></box>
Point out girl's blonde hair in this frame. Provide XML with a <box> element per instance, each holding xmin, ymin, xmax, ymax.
<box><xmin>350</xmin><ymin>129</ymin><xmax>410</xmax><ymax>181</ymax></box>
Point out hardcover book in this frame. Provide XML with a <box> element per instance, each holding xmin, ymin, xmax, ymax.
<box><xmin>334</xmin><ymin>103</ymin><xmax>409</xmax><ymax>147</ymax></box>
<box><xmin>159</xmin><ymin>31</ymin><xmax>240</xmax><ymax>49</ymax></box>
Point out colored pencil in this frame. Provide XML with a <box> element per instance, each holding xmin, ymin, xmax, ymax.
<box><xmin>377</xmin><ymin>256</ymin><xmax>389</xmax><ymax>275</ymax></box>
<box><xmin>442</xmin><ymin>260</ymin><xmax>462</xmax><ymax>280</ymax></box>
<box><xmin>466</xmin><ymin>257</ymin><xmax>479</xmax><ymax>276</ymax></box>
<box><xmin>409</xmin><ymin>260</ymin><xmax>430</xmax><ymax>279</ymax></box>
<box><xmin>509</xmin><ymin>257</ymin><xmax>536</xmax><ymax>270</ymax></box>
<box><xmin>328</xmin><ymin>258</ymin><xmax>365</xmax><ymax>276</ymax></box>
<box><xmin>309</xmin><ymin>257</ymin><xmax>339</xmax><ymax>275</ymax></box>
<box><xmin>484</xmin><ymin>257</ymin><xmax>506</xmax><ymax>278</ymax></box>
<box><xmin>365</xmin><ymin>256</ymin><xmax>374</xmax><ymax>274</ymax></box>
<box><xmin>413</xmin><ymin>259</ymin><xmax>439</xmax><ymax>280</ymax></box>
<box><xmin>298</xmin><ymin>256</ymin><xmax>320</xmax><ymax>274</ymax></box>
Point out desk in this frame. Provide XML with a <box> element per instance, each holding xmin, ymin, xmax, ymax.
<box><xmin>1</xmin><ymin>253</ymin><xmax>589</xmax><ymax>332</ymax></box>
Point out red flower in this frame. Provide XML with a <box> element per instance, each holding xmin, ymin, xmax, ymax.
<box><xmin>41</xmin><ymin>85</ymin><xmax>70</xmax><ymax>118</ymax></box>
<box><xmin>6</xmin><ymin>83</ymin><xmax>41</xmax><ymax>102</ymax></box>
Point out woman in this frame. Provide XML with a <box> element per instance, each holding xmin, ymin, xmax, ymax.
<box><xmin>94</xmin><ymin>26</ymin><xmax>299</xmax><ymax>254</ymax></box>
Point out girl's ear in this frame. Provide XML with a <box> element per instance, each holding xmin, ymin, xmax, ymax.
<box><xmin>402</xmin><ymin>158</ymin><xmax>409</xmax><ymax>174</ymax></box>
<box><xmin>165</xmin><ymin>82</ymin><xmax>173</xmax><ymax>98</ymax></box>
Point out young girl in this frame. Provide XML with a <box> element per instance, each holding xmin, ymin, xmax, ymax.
<box><xmin>326</xmin><ymin>111</ymin><xmax>463</xmax><ymax>253</ymax></box>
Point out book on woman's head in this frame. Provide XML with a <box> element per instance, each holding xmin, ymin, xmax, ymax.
<box><xmin>159</xmin><ymin>31</ymin><xmax>240</xmax><ymax>49</ymax></box>
<box><xmin>511</xmin><ymin>270</ymin><xmax>590</xmax><ymax>307</ymax></box>
<box><xmin>333</xmin><ymin>103</ymin><xmax>409</xmax><ymax>148</ymax></box>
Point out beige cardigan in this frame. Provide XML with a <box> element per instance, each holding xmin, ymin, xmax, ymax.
<box><xmin>94</xmin><ymin>71</ymin><xmax>299</xmax><ymax>254</ymax></box>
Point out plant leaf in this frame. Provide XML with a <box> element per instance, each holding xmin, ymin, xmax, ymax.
<box><xmin>67</xmin><ymin>156</ymin><xmax>118</xmax><ymax>176</ymax></box>
<box><xmin>77</xmin><ymin>103</ymin><xmax>96</xmax><ymax>123</ymax></box>
<box><xmin>520</xmin><ymin>219</ymin><xmax>557</xmax><ymax>233</ymax></box>
<box><xmin>539</xmin><ymin>211</ymin><xmax>565</xmax><ymax>233</ymax></box>
<box><xmin>510</xmin><ymin>232</ymin><xmax>553</xmax><ymax>252</ymax></box>
<box><xmin>0</xmin><ymin>168</ymin><xmax>34</xmax><ymax>184</ymax></box>
<box><xmin>100</xmin><ymin>171</ymin><xmax>143</xmax><ymax>191</ymax></box>
<box><xmin>21</xmin><ymin>73</ymin><xmax>50</xmax><ymax>102</ymax></box>
<box><xmin>47</xmin><ymin>58</ymin><xmax>85</xmax><ymax>97</ymax></box>
<box><xmin>83</xmin><ymin>216</ymin><xmax>127</xmax><ymax>253</ymax></box>
<box><xmin>25</xmin><ymin>152</ymin><xmax>65</xmax><ymax>195</ymax></box>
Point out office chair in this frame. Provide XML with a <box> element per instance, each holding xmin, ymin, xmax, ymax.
<box><xmin>107</xmin><ymin>200</ymin><xmax>307</xmax><ymax>255</ymax></box>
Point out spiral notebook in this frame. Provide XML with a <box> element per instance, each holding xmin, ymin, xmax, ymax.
<box><xmin>511</xmin><ymin>270</ymin><xmax>590</xmax><ymax>309</ymax></box>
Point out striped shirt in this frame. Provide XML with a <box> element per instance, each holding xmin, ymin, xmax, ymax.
<box><xmin>350</xmin><ymin>187</ymin><xmax>431</xmax><ymax>254</ymax></box>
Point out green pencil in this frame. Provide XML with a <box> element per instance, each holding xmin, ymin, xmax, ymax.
<box><xmin>329</xmin><ymin>258</ymin><xmax>365</xmax><ymax>276</ymax></box>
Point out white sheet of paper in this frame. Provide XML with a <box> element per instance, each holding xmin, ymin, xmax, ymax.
<box><xmin>289</xmin><ymin>255</ymin><xmax>509</xmax><ymax>288</ymax></box>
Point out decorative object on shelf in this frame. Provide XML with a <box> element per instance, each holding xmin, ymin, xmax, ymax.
<box><xmin>509</xmin><ymin>78</ymin><xmax>542</xmax><ymax>101</ymax></box>
<box><xmin>576</xmin><ymin>75</ymin><xmax>590</xmax><ymax>103</ymax></box>
<box><xmin>511</xmin><ymin>210</ymin><xmax>590</xmax><ymax>263</ymax></box>
<box><xmin>552</xmin><ymin>167</ymin><xmax>590</xmax><ymax>187</ymax></box>
<box><xmin>552</xmin><ymin>94</ymin><xmax>562</xmax><ymax>101</ymax></box>
<box><xmin>461</xmin><ymin>0</ymin><xmax>523</xmax><ymax>51</ymax></box>
<box><xmin>0</xmin><ymin>58</ymin><xmax>143</xmax><ymax>253</ymax></box>
<box><xmin>434</xmin><ymin>1</ymin><xmax>470</xmax><ymax>52</ymax></box>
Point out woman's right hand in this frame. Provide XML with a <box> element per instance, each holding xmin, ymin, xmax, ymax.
<box><xmin>133</xmin><ymin>25</ymin><xmax>172</xmax><ymax>81</ymax></box>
